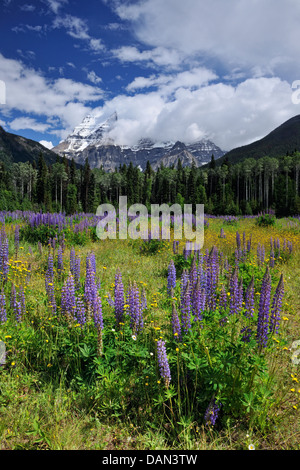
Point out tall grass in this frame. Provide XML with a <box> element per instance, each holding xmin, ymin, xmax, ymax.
<box><xmin>0</xmin><ymin>213</ymin><xmax>299</xmax><ymax>450</ymax></box>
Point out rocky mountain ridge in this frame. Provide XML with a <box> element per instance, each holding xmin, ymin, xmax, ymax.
<box><xmin>53</xmin><ymin>112</ymin><xmax>226</xmax><ymax>171</ymax></box>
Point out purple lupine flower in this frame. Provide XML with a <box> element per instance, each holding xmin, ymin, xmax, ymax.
<box><xmin>181</xmin><ymin>280</ymin><xmax>192</xmax><ymax>334</ymax></box>
<box><xmin>204</xmin><ymin>398</ymin><xmax>221</xmax><ymax>426</ymax></box>
<box><xmin>84</xmin><ymin>256</ymin><xmax>97</xmax><ymax>318</ymax></box>
<box><xmin>180</xmin><ymin>269</ymin><xmax>189</xmax><ymax>304</ymax></box>
<box><xmin>171</xmin><ymin>302</ymin><xmax>182</xmax><ymax>341</ymax></box>
<box><xmin>74</xmin><ymin>255</ymin><xmax>81</xmax><ymax>290</ymax></box>
<box><xmin>218</xmin><ymin>284</ymin><xmax>227</xmax><ymax>310</ymax></box>
<box><xmin>93</xmin><ymin>294</ymin><xmax>104</xmax><ymax>330</ymax></box>
<box><xmin>0</xmin><ymin>236</ymin><xmax>9</xmax><ymax>283</ymax></box>
<box><xmin>240</xmin><ymin>326</ymin><xmax>252</xmax><ymax>343</ymax></box>
<box><xmin>256</xmin><ymin>266</ymin><xmax>272</xmax><ymax>350</ymax></box>
<box><xmin>157</xmin><ymin>339</ymin><xmax>171</xmax><ymax>387</ymax></box>
<box><xmin>167</xmin><ymin>260</ymin><xmax>176</xmax><ymax>297</ymax></box>
<box><xmin>75</xmin><ymin>296</ymin><xmax>86</xmax><ymax>326</ymax></box>
<box><xmin>127</xmin><ymin>281</ymin><xmax>144</xmax><ymax>334</ymax></box>
<box><xmin>114</xmin><ymin>269</ymin><xmax>125</xmax><ymax>326</ymax></box>
<box><xmin>61</xmin><ymin>274</ymin><xmax>76</xmax><ymax>322</ymax></box>
<box><xmin>192</xmin><ymin>277</ymin><xmax>205</xmax><ymax>322</ymax></box>
<box><xmin>45</xmin><ymin>253</ymin><xmax>54</xmax><ymax>282</ymax></box>
<box><xmin>245</xmin><ymin>277</ymin><xmax>254</xmax><ymax>318</ymax></box>
<box><xmin>234</xmin><ymin>249</ymin><xmax>241</xmax><ymax>267</ymax></box>
<box><xmin>206</xmin><ymin>246</ymin><xmax>219</xmax><ymax>310</ymax></box>
<box><xmin>88</xmin><ymin>252</ymin><xmax>96</xmax><ymax>275</ymax></box>
<box><xmin>15</xmin><ymin>301</ymin><xmax>22</xmax><ymax>323</ymax></box>
<box><xmin>269</xmin><ymin>274</ymin><xmax>284</xmax><ymax>335</ymax></box>
<box><xmin>0</xmin><ymin>290</ymin><xmax>7</xmax><ymax>323</ymax></box>
<box><xmin>189</xmin><ymin>256</ymin><xmax>198</xmax><ymax>291</ymax></box>
<box><xmin>197</xmin><ymin>253</ymin><xmax>207</xmax><ymax>293</ymax></box>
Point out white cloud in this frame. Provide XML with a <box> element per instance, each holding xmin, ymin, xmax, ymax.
<box><xmin>45</xmin><ymin>0</ymin><xmax>68</xmax><ymax>14</ymax></box>
<box><xmin>52</xmin><ymin>14</ymin><xmax>105</xmax><ymax>53</ymax></box>
<box><xmin>112</xmin><ymin>45</ymin><xmax>183</xmax><ymax>69</ymax></box>
<box><xmin>89</xmin><ymin>38</ymin><xmax>105</xmax><ymax>52</ymax></box>
<box><xmin>86</xmin><ymin>70</ymin><xmax>103</xmax><ymax>85</ymax></box>
<box><xmin>113</xmin><ymin>0</ymin><xmax>300</xmax><ymax>80</ymax></box>
<box><xmin>0</xmin><ymin>53</ymin><xmax>104</xmax><ymax>139</ymax></box>
<box><xmin>126</xmin><ymin>67</ymin><xmax>218</xmax><ymax>95</ymax></box>
<box><xmin>94</xmin><ymin>75</ymin><xmax>297</xmax><ymax>150</ymax></box>
<box><xmin>20</xmin><ymin>4</ymin><xmax>36</xmax><ymax>11</ymax></box>
<box><xmin>53</xmin><ymin>14</ymin><xmax>90</xmax><ymax>40</ymax></box>
<box><xmin>10</xmin><ymin>117</ymin><xmax>50</xmax><ymax>133</ymax></box>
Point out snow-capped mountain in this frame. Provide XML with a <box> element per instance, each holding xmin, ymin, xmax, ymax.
<box><xmin>53</xmin><ymin>112</ymin><xmax>225</xmax><ymax>171</ymax></box>
<box><xmin>54</xmin><ymin>111</ymin><xmax>118</xmax><ymax>154</ymax></box>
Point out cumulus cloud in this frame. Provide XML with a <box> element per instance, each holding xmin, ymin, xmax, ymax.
<box><xmin>0</xmin><ymin>53</ymin><xmax>104</xmax><ymax>139</ymax></box>
<box><xmin>113</xmin><ymin>0</ymin><xmax>300</xmax><ymax>80</ymax></box>
<box><xmin>86</xmin><ymin>70</ymin><xmax>103</xmax><ymax>85</ymax></box>
<box><xmin>95</xmin><ymin>76</ymin><xmax>296</xmax><ymax>150</ymax></box>
<box><xmin>10</xmin><ymin>117</ymin><xmax>50</xmax><ymax>133</ymax></box>
<box><xmin>112</xmin><ymin>46</ymin><xmax>183</xmax><ymax>69</ymax></box>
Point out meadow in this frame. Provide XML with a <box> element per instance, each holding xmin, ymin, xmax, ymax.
<box><xmin>0</xmin><ymin>210</ymin><xmax>299</xmax><ymax>450</ymax></box>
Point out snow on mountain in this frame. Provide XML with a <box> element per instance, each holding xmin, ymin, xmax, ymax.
<box><xmin>53</xmin><ymin>111</ymin><xmax>225</xmax><ymax>171</ymax></box>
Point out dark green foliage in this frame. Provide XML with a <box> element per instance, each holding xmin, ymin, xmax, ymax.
<box><xmin>1</xmin><ymin>135</ymin><xmax>300</xmax><ymax>217</ymax></box>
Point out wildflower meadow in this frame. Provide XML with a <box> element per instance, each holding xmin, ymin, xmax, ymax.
<box><xmin>0</xmin><ymin>210</ymin><xmax>299</xmax><ymax>450</ymax></box>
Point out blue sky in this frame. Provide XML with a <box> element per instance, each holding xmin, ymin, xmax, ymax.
<box><xmin>0</xmin><ymin>0</ymin><xmax>300</xmax><ymax>151</ymax></box>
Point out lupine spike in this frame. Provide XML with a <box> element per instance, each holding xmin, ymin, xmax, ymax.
<box><xmin>114</xmin><ymin>268</ymin><xmax>125</xmax><ymax>327</ymax></box>
<box><xmin>181</xmin><ymin>280</ymin><xmax>192</xmax><ymax>334</ymax></box>
<box><xmin>157</xmin><ymin>339</ymin><xmax>171</xmax><ymax>388</ymax></box>
<box><xmin>167</xmin><ymin>260</ymin><xmax>176</xmax><ymax>297</ymax></box>
<box><xmin>0</xmin><ymin>290</ymin><xmax>7</xmax><ymax>323</ymax></box>
<box><xmin>256</xmin><ymin>266</ymin><xmax>272</xmax><ymax>350</ymax></box>
<box><xmin>171</xmin><ymin>302</ymin><xmax>182</xmax><ymax>341</ymax></box>
<box><xmin>269</xmin><ymin>274</ymin><xmax>284</xmax><ymax>335</ymax></box>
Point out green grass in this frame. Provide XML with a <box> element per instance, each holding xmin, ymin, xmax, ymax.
<box><xmin>0</xmin><ymin>216</ymin><xmax>299</xmax><ymax>450</ymax></box>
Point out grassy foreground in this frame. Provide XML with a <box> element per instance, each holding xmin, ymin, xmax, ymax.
<box><xmin>0</xmin><ymin>214</ymin><xmax>299</xmax><ymax>450</ymax></box>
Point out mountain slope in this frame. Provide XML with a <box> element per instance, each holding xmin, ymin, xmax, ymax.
<box><xmin>216</xmin><ymin>114</ymin><xmax>300</xmax><ymax>166</ymax></box>
<box><xmin>0</xmin><ymin>126</ymin><xmax>59</xmax><ymax>166</ymax></box>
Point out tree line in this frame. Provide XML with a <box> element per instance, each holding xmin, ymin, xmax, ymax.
<box><xmin>0</xmin><ymin>150</ymin><xmax>299</xmax><ymax>217</ymax></box>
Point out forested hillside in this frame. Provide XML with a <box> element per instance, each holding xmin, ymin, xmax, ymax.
<box><xmin>0</xmin><ymin>149</ymin><xmax>299</xmax><ymax>217</ymax></box>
